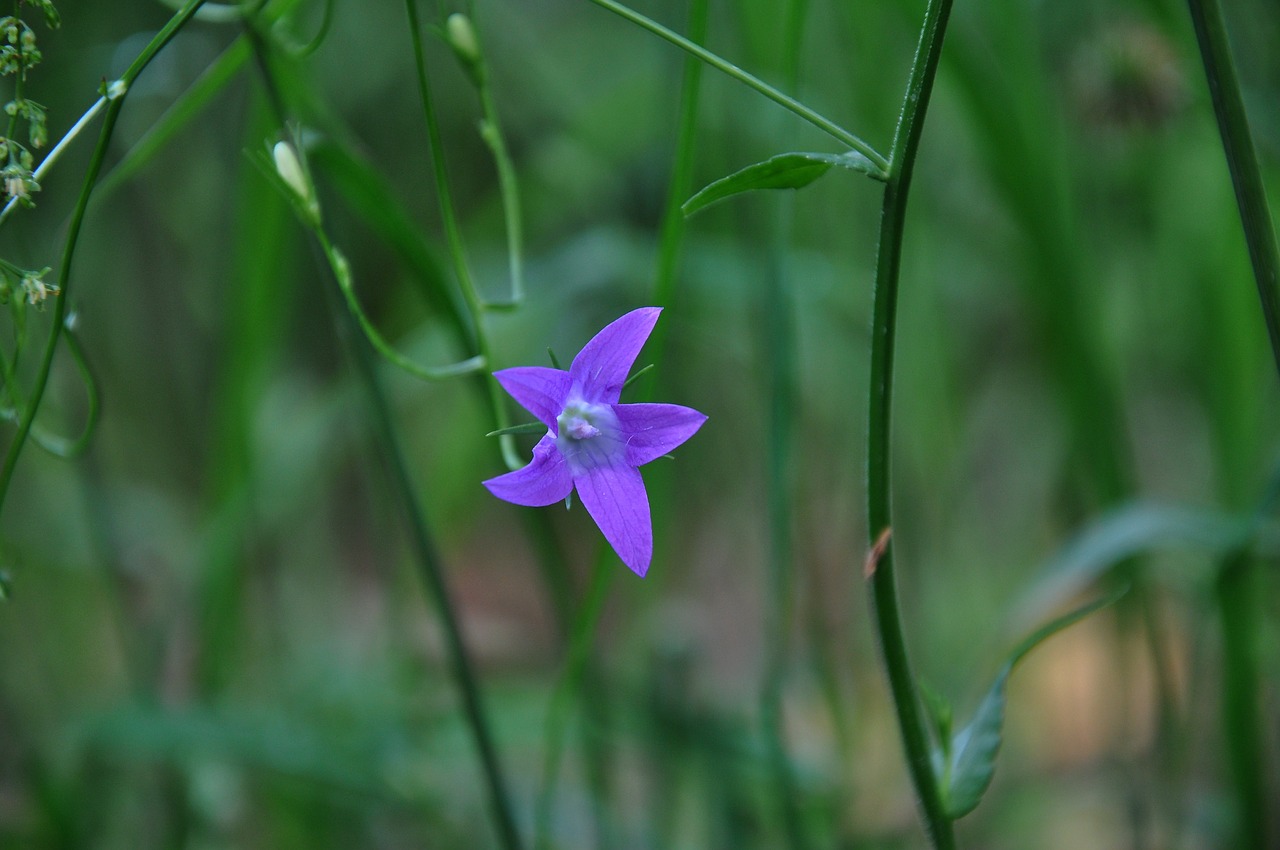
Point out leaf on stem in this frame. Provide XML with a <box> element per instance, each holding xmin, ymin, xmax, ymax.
<box><xmin>682</xmin><ymin>150</ymin><xmax>885</xmax><ymax>217</ymax></box>
<box><xmin>486</xmin><ymin>422</ymin><xmax>547</xmax><ymax>438</ymax></box>
<box><xmin>940</xmin><ymin>588</ymin><xmax>1125</xmax><ymax>818</ymax></box>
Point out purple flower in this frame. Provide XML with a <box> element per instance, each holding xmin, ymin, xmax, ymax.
<box><xmin>483</xmin><ymin>307</ymin><xmax>706</xmax><ymax>577</ymax></box>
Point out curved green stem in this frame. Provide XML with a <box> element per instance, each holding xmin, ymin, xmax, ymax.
<box><xmin>317</xmin><ymin>228</ymin><xmax>486</xmax><ymax>380</ymax></box>
<box><xmin>0</xmin><ymin>0</ymin><xmax>210</xmax><ymax>518</ymax></box>
<box><xmin>462</xmin><ymin>14</ymin><xmax>525</xmax><ymax>313</ymax></box>
<box><xmin>583</xmin><ymin>0</ymin><xmax>888</xmax><ymax>176</ymax></box>
<box><xmin>245</xmin><ymin>24</ymin><xmax>524</xmax><ymax>848</ymax></box>
<box><xmin>0</xmin><ymin>316</ymin><xmax>100</xmax><ymax>457</ymax></box>
<box><xmin>864</xmin><ymin>0</ymin><xmax>956</xmax><ymax>846</ymax></box>
<box><xmin>404</xmin><ymin>0</ymin><xmax>521</xmax><ymax>470</ymax></box>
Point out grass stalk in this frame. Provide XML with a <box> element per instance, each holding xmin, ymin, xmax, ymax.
<box><xmin>244</xmin><ymin>23</ymin><xmax>525</xmax><ymax>849</ymax></box>
<box><xmin>582</xmin><ymin>0</ymin><xmax>887</xmax><ymax>175</ymax></box>
<box><xmin>1186</xmin><ymin>2</ymin><xmax>1280</xmax><ymax>844</ymax></box>
<box><xmin>403</xmin><ymin>0</ymin><xmax>521</xmax><ymax>470</ymax></box>
<box><xmin>863</xmin><ymin>0</ymin><xmax>956</xmax><ymax>846</ymax></box>
<box><xmin>1186</xmin><ymin>0</ymin><xmax>1280</xmax><ymax>376</ymax></box>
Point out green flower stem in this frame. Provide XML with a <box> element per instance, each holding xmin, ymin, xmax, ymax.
<box><xmin>459</xmin><ymin>2</ymin><xmax>525</xmax><ymax>311</ymax></box>
<box><xmin>242</xmin><ymin>28</ymin><xmax>525</xmax><ymax>850</ymax></box>
<box><xmin>0</xmin><ymin>94</ymin><xmax>107</xmax><ymax>228</ymax></box>
<box><xmin>1186</xmin><ymin>2</ymin><xmax>1280</xmax><ymax>844</ymax></box>
<box><xmin>0</xmin><ymin>319</ymin><xmax>99</xmax><ymax>457</ymax></box>
<box><xmin>323</xmin><ymin>231</ymin><xmax>487</xmax><ymax>380</ymax></box>
<box><xmin>864</xmin><ymin>0</ymin><xmax>956</xmax><ymax>847</ymax></box>
<box><xmin>404</xmin><ymin>0</ymin><xmax>521</xmax><ymax>471</ymax></box>
<box><xmin>0</xmin><ymin>0</ymin><xmax>210</xmax><ymax>519</ymax></box>
<box><xmin>317</xmin><ymin>233</ymin><xmax>525</xmax><ymax>850</ymax></box>
<box><xmin>582</xmin><ymin>0</ymin><xmax>888</xmax><ymax>176</ymax></box>
<box><xmin>476</xmin><ymin>83</ymin><xmax>524</xmax><ymax>310</ymax></box>
<box><xmin>1187</xmin><ymin>0</ymin><xmax>1280</xmax><ymax>377</ymax></box>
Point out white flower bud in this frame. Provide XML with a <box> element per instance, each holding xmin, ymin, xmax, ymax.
<box><xmin>273</xmin><ymin>140</ymin><xmax>320</xmax><ymax>224</ymax></box>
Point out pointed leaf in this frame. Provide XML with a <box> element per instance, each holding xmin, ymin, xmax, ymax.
<box><xmin>486</xmin><ymin>422</ymin><xmax>549</xmax><ymax>437</ymax></box>
<box><xmin>683</xmin><ymin>150</ymin><xmax>884</xmax><ymax>217</ymax></box>
<box><xmin>943</xmin><ymin>588</ymin><xmax>1126</xmax><ymax>818</ymax></box>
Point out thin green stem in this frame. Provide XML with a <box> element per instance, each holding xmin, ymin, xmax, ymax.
<box><xmin>245</xmin><ymin>26</ymin><xmax>523</xmax><ymax>848</ymax></box>
<box><xmin>322</xmin><ymin>239</ymin><xmax>525</xmax><ymax>850</ymax></box>
<box><xmin>583</xmin><ymin>0</ymin><xmax>888</xmax><ymax>176</ymax></box>
<box><xmin>455</xmin><ymin>0</ymin><xmax>524</xmax><ymax>310</ymax></box>
<box><xmin>1186</xmin><ymin>0</ymin><xmax>1280</xmax><ymax>379</ymax></box>
<box><xmin>404</xmin><ymin>0</ymin><xmax>521</xmax><ymax>470</ymax></box>
<box><xmin>0</xmin><ymin>318</ymin><xmax>99</xmax><ymax>457</ymax></box>
<box><xmin>1186</xmin><ymin>3</ymin><xmax>1280</xmax><ymax>844</ymax></box>
<box><xmin>864</xmin><ymin>0</ymin><xmax>956</xmax><ymax>847</ymax></box>
<box><xmin>320</xmin><ymin>229</ymin><xmax>487</xmax><ymax>380</ymax></box>
<box><xmin>0</xmin><ymin>0</ymin><xmax>211</xmax><ymax>518</ymax></box>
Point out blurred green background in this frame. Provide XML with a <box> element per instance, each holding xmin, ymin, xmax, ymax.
<box><xmin>1</xmin><ymin>0</ymin><xmax>1278</xmax><ymax>847</ymax></box>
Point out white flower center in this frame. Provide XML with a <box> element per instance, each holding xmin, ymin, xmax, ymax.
<box><xmin>556</xmin><ymin>401</ymin><xmax>620</xmax><ymax>471</ymax></box>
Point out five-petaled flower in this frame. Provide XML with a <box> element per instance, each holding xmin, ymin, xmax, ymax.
<box><xmin>483</xmin><ymin>307</ymin><xmax>706</xmax><ymax>577</ymax></box>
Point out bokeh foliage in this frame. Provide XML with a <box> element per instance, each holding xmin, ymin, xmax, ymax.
<box><xmin>1</xmin><ymin>0</ymin><xmax>1278</xmax><ymax>847</ymax></box>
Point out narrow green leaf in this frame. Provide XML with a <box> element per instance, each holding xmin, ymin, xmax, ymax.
<box><xmin>486</xmin><ymin>422</ymin><xmax>547</xmax><ymax>437</ymax></box>
<box><xmin>682</xmin><ymin>150</ymin><xmax>884</xmax><ymax>217</ymax></box>
<box><xmin>943</xmin><ymin>588</ymin><xmax>1126</xmax><ymax>818</ymax></box>
<box><xmin>622</xmin><ymin>363</ymin><xmax>654</xmax><ymax>390</ymax></box>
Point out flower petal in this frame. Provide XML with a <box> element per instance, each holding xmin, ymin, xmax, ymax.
<box><xmin>483</xmin><ymin>434</ymin><xmax>573</xmax><ymax>507</ymax></box>
<box><xmin>569</xmin><ymin>307</ymin><xmax>661</xmax><ymax>404</ymax></box>
<box><xmin>613</xmin><ymin>402</ymin><xmax>707</xmax><ymax>467</ymax></box>
<box><xmin>575</xmin><ymin>463</ymin><xmax>652</xmax><ymax>576</ymax></box>
<box><xmin>494</xmin><ymin>366</ymin><xmax>572</xmax><ymax>429</ymax></box>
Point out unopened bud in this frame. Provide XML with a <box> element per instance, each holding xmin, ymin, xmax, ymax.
<box><xmin>446</xmin><ymin>13</ymin><xmax>480</xmax><ymax>65</ymax></box>
<box><xmin>273</xmin><ymin>140</ymin><xmax>320</xmax><ymax>224</ymax></box>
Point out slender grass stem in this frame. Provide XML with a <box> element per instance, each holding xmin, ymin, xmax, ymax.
<box><xmin>319</xmin><ymin>234</ymin><xmax>525</xmax><ymax>850</ymax></box>
<box><xmin>582</xmin><ymin>0</ymin><xmax>887</xmax><ymax>175</ymax></box>
<box><xmin>0</xmin><ymin>0</ymin><xmax>210</xmax><ymax>518</ymax></box>
<box><xmin>245</xmin><ymin>25</ymin><xmax>524</xmax><ymax>849</ymax></box>
<box><xmin>864</xmin><ymin>0</ymin><xmax>956</xmax><ymax>846</ymax></box>
<box><xmin>456</xmin><ymin>0</ymin><xmax>525</xmax><ymax>310</ymax></box>
<box><xmin>1186</xmin><ymin>0</ymin><xmax>1280</xmax><ymax>377</ymax></box>
<box><xmin>1185</xmin><ymin>3</ymin><xmax>1280</xmax><ymax>844</ymax></box>
<box><xmin>404</xmin><ymin>0</ymin><xmax>521</xmax><ymax>470</ymax></box>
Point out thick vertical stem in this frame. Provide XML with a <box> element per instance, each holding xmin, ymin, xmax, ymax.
<box><xmin>864</xmin><ymin>0</ymin><xmax>955</xmax><ymax>846</ymax></box>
